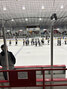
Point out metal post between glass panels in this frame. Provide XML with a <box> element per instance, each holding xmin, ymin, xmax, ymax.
<box><xmin>50</xmin><ymin>21</ymin><xmax>54</xmax><ymax>89</ymax></box>
<box><xmin>50</xmin><ymin>13</ymin><xmax>57</xmax><ymax>89</ymax></box>
<box><xmin>2</xmin><ymin>20</ymin><xmax>9</xmax><ymax>77</ymax></box>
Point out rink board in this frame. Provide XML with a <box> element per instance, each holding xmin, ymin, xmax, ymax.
<box><xmin>0</xmin><ymin>65</ymin><xmax>66</xmax><ymax>89</ymax></box>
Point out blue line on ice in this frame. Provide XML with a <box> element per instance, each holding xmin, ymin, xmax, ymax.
<box><xmin>15</xmin><ymin>46</ymin><xmax>23</xmax><ymax>56</ymax></box>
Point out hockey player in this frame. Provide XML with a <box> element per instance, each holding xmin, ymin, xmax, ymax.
<box><xmin>9</xmin><ymin>40</ymin><xmax>11</xmax><ymax>46</ymax></box>
<box><xmin>57</xmin><ymin>38</ymin><xmax>61</xmax><ymax>46</ymax></box>
<box><xmin>15</xmin><ymin>38</ymin><xmax>18</xmax><ymax>46</ymax></box>
<box><xmin>65</xmin><ymin>38</ymin><xmax>67</xmax><ymax>45</ymax></box>
<box><xmin>47</xmin><ymin>38</ymin><xmax>49</xmax><ymax>45</ymax></box>
<box><xmin>31</xmin><ymin>39</ymin><xmax>34</xmax><ymax>45</ymax></box>
<box><xmin>38</xmin><ymin>39</ymin><xmax>41</xmax><ymax>46</ymax></box>
<box><xmin>35</xmin><ymin>39</ymin><xmax>37</xmax><ymax>46</ymax></box>
<box><xmin>23</xmin><ymin>39</ymin><xmax>26</xmax><ymax>46</ymax></box>
<box><xmin>41</xmin><ymin>38</ymin><xmax>44</xmax><ymax>45</ymax></box>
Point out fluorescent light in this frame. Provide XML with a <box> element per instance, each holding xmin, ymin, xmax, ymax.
<box><xmin>7</xmin><ymin>30</ymin><xmax>10</xmax><ymax>32</ymax></box>
<box><xmin>22</xmin><ymin>6</ymin><xmax>25</xmax><ymax>10</ymax></box>
<box><xmin>3</xmin><ymin>7</ymin><xmax>7</xmax><ymax>11</ymax></box>
<box><xmin>25</xmin><ymin>18</ymin><xmax>28</xmax><ymax>21</ymax></box>
<box><xmin>41</xmin><ymin>6</ymin><xmax>44</xmax><ymax>9</ymax></box>
<box><xmin>11</xmin><ymin>19</ymin><xmax>14</xmax><ymax>21</ymax></box>
<box><xmin>19</xmin><ymin>30</ymin><xmax>23</xmax><ymax>32</ymax></box>
<box><xmin>43</xmin><ymin>29</ymin><xmax>46</xmax><ymax>31</ymax></box>
<box><xmin>39</xmin><ymin>18</ymin><xmax>42</xmax><ymax>21</ymax></box>
<box><xmin>57</xmin><ymin>28</ymin><xmax>60</xmax><ymax>31</ymax></box>
<box><xmin>61</xmin><ymin>5</ymin><xmax>63</xmax><ymax>9</ymax></box>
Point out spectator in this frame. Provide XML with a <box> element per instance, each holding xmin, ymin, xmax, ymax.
<box><xmin>0</xmin><ymin>44</ymin><xmax>16</xmax><ymax>80</ymax></box>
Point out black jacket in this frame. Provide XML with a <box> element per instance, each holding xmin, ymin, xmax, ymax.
<box><xmin>0</xmin><ymin>51</ymin><xmax>16</xmax><ymax>65</ymax></box>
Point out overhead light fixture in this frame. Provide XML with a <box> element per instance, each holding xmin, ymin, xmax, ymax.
<box><xmin>57</xmin><ymin>28</ymin><xmax>60</xmax><ymax>31</ymax></box>
<box><xmin>19</xmin><ymin>29</ymin><xmax>23</xmax><ymax>32</ymax></box>
<box><xmin>41</xmin><ymin>6</ymin><xmax>44</xmax><ymax>9</ymax></box>
<box><xmin>61</xmin><ymin>5</ymin><xmax>63</xmax><ymax>9</ymax></box>
<box><xmin>43</xmin><ymin>29</ymin><xmax>46</xmax><ymax>31</ymax></box>
<box><xmin>25</xmin><ymin>18</ymin><xmax>28</xmax><ymax>21</ymax></box>
<box><xmin>22</xmin><ymin>6</ymin><xmax>25</xmax><ymax>10</ymax></box>
<box><xmin>39</xmin><ymin>18</ymin><xmax>42</xmax><ymax>21</ymax></box>
<box><xmin>7</xmin><ymin>30</ymin><xmax>10</xmax><ymax>32</ymax></box>
<box><xmin>3</xmin><ymin>7</ymin><xmax>7</xmax><ymax>11</ymax></box>
<box><xmin>11</xmin><ymin>19</ymin><xmax>14</xmax><ymax>21</ymax></box>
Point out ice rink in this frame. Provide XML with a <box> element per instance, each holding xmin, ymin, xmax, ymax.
<box><xmin>1</xmin><ymin>38</ymin><xmax>67</xmax><ymax>78</ymax></box>
<box><xmin>0</xmin><ymin>38</ymin><xmax>67</xmax><ymax>67</ymax></box>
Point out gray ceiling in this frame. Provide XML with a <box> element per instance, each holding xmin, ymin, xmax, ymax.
<box><xmin>0</xmin><ymin>0</ymin><xmax>67</xmax><ymax>28</ymax></box>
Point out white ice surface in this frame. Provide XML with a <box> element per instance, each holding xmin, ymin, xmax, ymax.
<box><xmin>0</xmin><ymin>38</ymin><xmax>67</xmax><ymax>77</ymax></box>
<box><xmin>0</xmin><ymin>38</ymin><xmax>67</xmax><ymax>66</ymax></box>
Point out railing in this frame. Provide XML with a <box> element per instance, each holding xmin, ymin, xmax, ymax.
<box><xmin>0</xmin><ymin>68</ymin><xmax>67</xmax><ymax>89</ymax></box>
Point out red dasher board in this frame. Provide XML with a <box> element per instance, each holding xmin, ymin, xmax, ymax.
<box><xmin>9</xmin><ymin>70</ymin><xmax>36</xmax><ymax>87</ymax></box>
